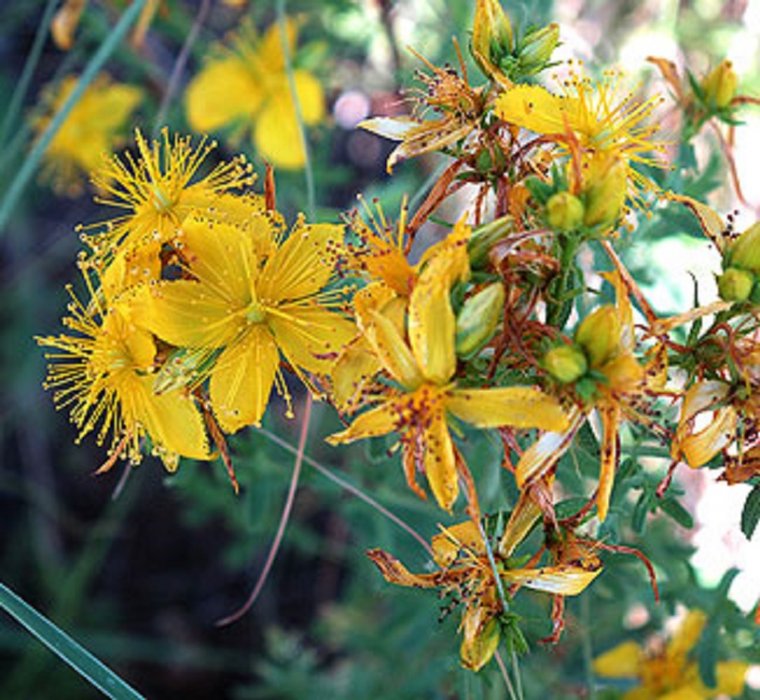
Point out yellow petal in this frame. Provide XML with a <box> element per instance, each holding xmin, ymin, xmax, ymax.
<box><xmin>658</xmin><ymin>687</ymin><xmax>705</xmax><ymax>700</ymax></box>
<box><xmin>415</xmin><ymin>217</ymin><xmax>472</xmax><ymax>287</ymax></box>
<box><xmin>408</xmin><ymin>278</ymin><xmax>456</xmax><ymax>385</ymax></box>
<box><xmin>132</xmin><ymin>280</ymin><xmax>242</xmax><ymax>349</ymax></box>
<box><xmin>134</xmin><ymin>376</ymin><xmax>210</xmax><ymax>462</ymax></box>
<box><xmin>185</xmin><ymin>56</ymin><xmax>262</xmax><ymax>132</ymax></box>
<box><xmin>680</xmin><ymin>406</ymin><xmax>738</xmax><ymax>468</ymax></box>
<box><xmin>210</xmin><ymin>325</ymin><xmax>279</xmax><ymax>433</ymax></box>
<box><xmin>101</xmin><ymin>241</ymin><xmax>162</xmax><ymax>302</ymax></box>
<box><xmin>257</xmin><ymin>18</ymin><xmax>297</xmax><ymax>72</ymax></box>
<box><xmin>495</xmin><ymin>84</ymin><xmax>570</xmax><ymax>135</ymax></box>
<box><xmin>592</xmin><ymin>641</ymin><xmax>643</xmax><ymax>679</ymax></box>
<box><xmin>515</xmin><ymin>410</ymin><xmax>583</xmax><ymax>487</ymax></box>
<box><xmin>669</xmin><ymin>194</ymin><xmax>727</xmax><ymax>253</ymax></box>
<box><xmin>180</xmin><ymin>216</ymin><xmax>255</xmax><ymax>304</ymax></box>
<box><xmin>501</xmin><ymin>564</ymin><xmax>602</xmax><ymax>595</ymax></box>
<box><xmin>667</xmin><ymin>610</ymin><xmax>707</xmax><ymax>659</ymax></box>
<box><xmin>713</xmin><ymin>661</ymin><xmax>749</xmax><ymax>696</ymax></box>
<box><xmin>331</xmin><ymin>338</ymin><xmax>381</xmax><ymax>411</ymax></box>
<box><xmin>254</xmin><ymin>90</ymin><xmax>304</xmax><ymax>169</ymax></box>
<box><xmin>446</xmin><ymin>387</ymin><xmax>568</xmax><ymax>431</ymax></box>
<box><xmin>269</xmin><ymin>303</ymin><xmax>355</xmax><ymax>374</ymax></box>
<box><xmin>258</xmin><ymin>222</ymin><xmax>342</xmax><ymax>301</ymax></box>
<box><xmin>597</xmin><ymin>403</ymin><xmax>621</xmax><ymax>522</ymax></box>
<box><xmin>424</xmin><ymin>411</ymin><xmax>458</xmax><ymax>511</ymax></box>
<box><xmin>326</xmin><ymin>401</ymin><xmax>398</xmax><ymax>444</ymax></box>
<box><xmin>600</xmin><ymin>353</ymin><xmax>645</xmax><ymax>394</ymax></box>
<box><xmin>498</xmin><ymin>485</ymin><xmax>545</xmax><ymax>557</ymax></box>
<box><xmin>365</xmin><ymin>309</ymin><xmax>422</xmax><ymax>389</ymax></box>
<box><xmin>432</xmin><ymin>521</ymin><xmax>483</xmax><ymax>567</ymax></box>
<box><xmin>460</xmin><ymin>617</ymin><xmax>500</xmax><ymax>672</ymax></box>
<box><xmin>366</xmin><ymin>548</ymin><xmax>440</xmax><ymax>588</ymax></box>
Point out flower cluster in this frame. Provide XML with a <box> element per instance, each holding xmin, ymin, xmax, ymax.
<box><xmin>36</xmin><ymin>1</ymin><xmax>757</xmax><ymax>687</ymax></box>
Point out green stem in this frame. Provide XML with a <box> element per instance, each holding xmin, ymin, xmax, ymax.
<box><xmin>0</xmin><ymin>0</ymin><xmax>148</xmax><ymax>236</ymax></box>
<box><xmin>0</xmin><ymin>0</ymin><xmax>58</xmax><ymax>146</ymax></box>
<box><xmin>276</xmin><ymin>0</ymin><xmax>315</xmax><ymax>219</ymax></box>
<box><xmin>581</xmin><ymin>594</ymin><xmax>597</xmax><ymax>700</ymax></box>
<box><xmin>547</xmin><ymin>234</ymin><xmax>579</xmax><ymax>329</ymax></box>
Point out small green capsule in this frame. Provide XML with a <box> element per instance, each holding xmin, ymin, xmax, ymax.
<box><xmin>547</xmin><ymin>192</ymin><xmax>584</xmax><ymax>231</ymax></box>
<box><xmin>717</xmin><ymin>267</ymin><xmax>754</xmax><ymax>302</ymax></box>
<box><xmin>543</xmin><ymin>344</ymin><xmax>588</xmax><ymax>383</ymax></box>
<box><xmin>455</xmin><ymin>283</ymin><xmax>505</xmax><ymax>358</ymax></box>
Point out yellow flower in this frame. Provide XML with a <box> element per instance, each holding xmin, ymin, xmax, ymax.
<box><xmin>131</xmin><ymin>212</ymin><xmax>354</xmax><ymax>433</ymax></box>
<box><xmin>368</xmin><ymin>519</ymin><xmax>601</xmax><ymax>671</ymax></box>
<box><xmin>332</xmin><ymin>209</ymin><xmax>471</xmax><ymax>411</ymax></box>
<box><xmin>360</xmin><ymin>48</ymin><xmax>485</xmax><ymax>173</ymax></box>
<box><xmin>328</xmin><ymin>256</ymin><xmax>567</xmax><ymax>511</ymax></box>
<box><xmin>594</xmin><ymin>610</ymin><xmax>748</xmax><ymax>698</ymax></box>
<box><xmin>36</xmin><ymin>266</ymin><xmax>210</xmax><ymax>472</ymax></box>
<box><xmin>84</xmin><ymin>129</ymin><xmax>256</xmax><ymax>264</ymax></box>
<box><xmin>495</xmin><ymin>71</ymin><xmax>666</xmax><ymax>202</ymax></box>
<box><xmin>32</xmin><ymin>74</ymin><xmax>141</xmax><ymax>196</ymax></box>
<box><xmin>185</xmin><ymin>19</ymin><xmax>324</xmax><ymax>170</ymax></box>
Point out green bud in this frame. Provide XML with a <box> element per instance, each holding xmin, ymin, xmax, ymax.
<box><xmin>574</xmin><ymin>306</ymin><xmax>620</xmax><ymax>368</ymax></box>
<box><xmin>717</xmin><ymin>267</ymin><xmax>754</xmax><ymax>302</ymax></box>
<box><xmin>455</xmin><ymin>283</ymin><xmax>505</xmax><ymax>358</ymax></box>
<box><xmin>543</xmin><ymin>344</ymin><xmax>588</xmax><ymax>383</ymax></box>
<box><xmin>728</xmin><ymin>222</ymin><xmax>760</xmax><ymax>273</ymax></box>
<box><xmin>468</xmin><ymin>215</ymin><xmax>513</xmax><ymax>269</ymax></box>
<box><xmin>546</xmin><ymin>192</ymin><xmax>584</xmax><ymax>231</ymax></box>
<box><xmin>517</xmin><ymin>23</ymin><xmax>560</xmax><ymax>76</ymax></box>
<box><xmin>460</xmin><ymin>618</ymin><xmax>501</xmax><ymax>672</ymax></box>
<box><xmin>701</xmin><ymin>60</ymin><xmax>737</xmax><ymax>110</ymax></box>
<box><xmin>583</xmin><ymin>159</ymin><xmax>627</xmax><ymax>229</ymax></box>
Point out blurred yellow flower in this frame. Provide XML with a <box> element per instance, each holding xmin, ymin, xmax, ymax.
<box><xmin>33</xmin><ymin>74</ymin><xmax>141</xmax><ymax>196</ymax></box>
<box><xmin>36</xmin><ymin>267</ymin><xmax>210</xmax><ymax>472</ymax></box>
<box><xmin>594</xmin><ymin>610</ymin><xmax>748</xmax><ymax>698</ymax></box>
<box><xmin>185</xmin><ymin>19</ymin><xmax>324</xmax><ymax>169</ymax></box>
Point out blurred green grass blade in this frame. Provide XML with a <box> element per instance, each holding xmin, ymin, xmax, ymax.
<box><xmin>0</xmin><ymin>0</ymin><xmax>59</xmax><ymax>145</ymax></box>
<box><xmin>0</xmin><ymin>0</ymin><xmax>148</xmax><ymax>236</ymax></box>
<box><xmin>0</xmin><ymin>582</ymin><xmax>145</xmax><ymax>700</ymax></box>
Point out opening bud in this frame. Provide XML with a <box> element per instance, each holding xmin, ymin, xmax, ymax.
<box><xmin>583</xmin><ymin>158</ymin><xmax>627</xmax><ymax>230</ymax></box>
<box><xmin>728</xmin><ymin>222</ymin><xmax>760</xmax><ymax>273</ymax></box>
<box><xmin>468</xmin><ymin>215</ymin><xmax>513</xmax><ymax>269</ymax></box>
<box><xmin>471</xmin><ymin>0</ymin><xmax>514</xmax><ymax>82</ymax></box>
<box><xmin>455</xmin><ymin>283</ymin><xmax>505</xmax><ymax>359</ymax></box>
<box><xmin>517</xmin><ymin>23</ymin><xmax>560</xmax><ymax>76</ymax></box>
<box><xmin>543</xmin><ymin>344</ymin><xmax>588</xmax><ymax>383</ymax></box>
<box><xmin>547</xmin><ymin>192</ymin><xmax>584</xmax><ymax>231</ymax></box>
<box><xmin>574</xmin><ymin>306</ymin><xmax>620</xmax><ymax>367</ymax></box>
<box><xmin>701</xmin><ymin>60</ymin><xmax>737</xmax><ymax>110</ymax></box>
<box><xmin>717</xmin><ymin>267</ymin><xmax>754</xmax><ymax>302</ymax></box>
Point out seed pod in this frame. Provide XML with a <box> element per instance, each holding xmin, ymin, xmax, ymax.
<box><xmin>728</xmin><ymin>222</ymin><xmax>760</xmax><ymax>273</ymax></box>
<box><xmin>547</xmin><ymin>192</ymin><xmax>584</xmax><ymax>231</ymax></box>
<box><xmin>518</xmin><ymin>23</ymin><xmax>560</xmax><ymax>76</ymax></box>
<box><xmin>471</xmin><ymin>0</ymin><xmax>513</xmax><ymax>81</ymax></box>
<box><xmin>717</xmin><ymin>267</ymin><xmax>754</xmax><ymax>302</ymax></box>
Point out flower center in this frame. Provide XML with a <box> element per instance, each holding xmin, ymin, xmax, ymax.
<box><xmin>245</xmin><ymin>301</ymin><xmax>267</xmax><ymax>324</ymax></box>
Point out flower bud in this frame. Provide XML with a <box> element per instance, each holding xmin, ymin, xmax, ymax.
<box><xmin>547</xmin><ymin>192</ymin><xmax>584</xmax><ymax>231</ymax></box>
<box><xmin>471</xmin><ymin>0</ymin><xmax>514</xmax><ymax>81</ymax></box>
<box><xmin>574</xmin><ymin>306</ymin><xmax>620</xmax><ymax>368</ymax></box>
<box><xmin>468</xmin><ymin>215</ymin><xmax>513</xmax><ymax>269</ymax></box>
<box><xmin>455</xmin><ymin>283</ymin><xmax>505</xmax><ymax>358</ymax></box>
<box><xmin>543</xmin><ymin>344</ymin><xmax>588</xmax><ymax>383</ymax></box>
<box><xmin>517</xmin><ymin>23</ymin><xmax>560</xmax><ymax>76</ymax></box>
<box><xmin>460</xmin><ymin>618</ymin><xmax>501</xmax><ymax>672</ymax></box>
<box><xmin>717</xmin><ymin>267</ymin><xmax>754</xmax><ymax>302</ymax></box>
<box><xmin>728</xmin><ymin>222</ymin><xmax>760</xmax><ymax>273</ymax></box>
<box><xmin>701</xmin><ymin>60</ymin><xmax>737</xmax><ymax>109</ymax></box>
<box><xmin>583</xmin><ymin>158</ymin><xmax>627</xmax><ymax>229</ymax></box>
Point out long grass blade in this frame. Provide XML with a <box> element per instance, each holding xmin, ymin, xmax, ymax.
<box><xmin>0</xmin><ymin>582</ymin><xmax>145</xmax><ymax>699</ymax></box>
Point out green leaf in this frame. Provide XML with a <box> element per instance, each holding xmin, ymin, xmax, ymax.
<box><xmin>740</xmin><ymin>483</ymin><xmax>760</xmax><ymax>540</ymax></box>
<box><xmin>660</xmin><ymin>497</ymin><xmax>695</xmax><ymax>529</ymax></box>
<box><xmin>697</xmin><ymin>619</ymin><xmax>719</xmax><ymax>688</ymax></box>
<box><xmin>0</xmin><ymin>583</ymin><xmax>144</xmax><ymax>699</ymax></box>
